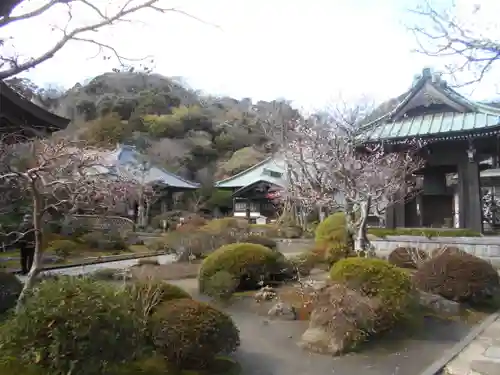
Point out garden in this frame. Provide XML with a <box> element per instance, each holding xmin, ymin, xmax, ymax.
<box><xmin>1</xmin><ymin>213</ymin><xmax>496</xmax><ymax>374</ymax></box>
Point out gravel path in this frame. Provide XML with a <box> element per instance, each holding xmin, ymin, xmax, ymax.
<box><xmin>16</xmin><ymin>254</ymin><xmax>176</xmax><ymax>280</ymax></box>
<box><xmin>226</xmin><ymin>308</ymin><xmax>471</xmax><ymax>375</ymax></box>
<box><xmin>173</xmin><ymin>281</ymin><xmax>473</xmax><ymax>375</ymax></box>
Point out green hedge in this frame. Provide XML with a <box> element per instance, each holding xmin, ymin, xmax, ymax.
<box><xmin>367</xmin><ymin>228</ymin><xmax>481</xmax><ymax>238</ymax></box>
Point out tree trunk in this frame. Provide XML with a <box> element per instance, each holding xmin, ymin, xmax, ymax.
<box><xmin>137</xmin><ymin>202</ymin><xmax>146</xmax><ymax>228</ymax></box>
<box><xmin>144</xmin><ymin>201</ymin><xmax>151</xmax><ymax>226</ymax></box>
<box><xmin>16</xmin><ymin>191</ymin><xmax>43</xmax><ymax>313</ymax></box>
<box><xmin>353</xmin><ymin>197</ymin><xmax>371</xmax><ymax>256</ymax></box>
<box><xmin>318</xmin><ymin>205</ymin><xmax>326</xmax><ymax>222</ymax></box>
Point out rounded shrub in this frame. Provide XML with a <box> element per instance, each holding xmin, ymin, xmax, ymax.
<box><xmin>243</xmin><ymin>235</ymin><xmax>278</xmax><ymax>250</ymax></box>
<box><xmin>46</xmin><ymin>239</ymin><xmax>78</xmax><ymax>258</ymax></box>
<box><xmin>314</xmin><ymin>212</ymin><xmax>353</xmax><ymax>262</ymax></box>
<box><xmin>0</xmin><ymin>277</ymin><xmax>144</xmax><ymax>375</ymax></box>
<box><xmin>199</xmin><ymin>242</ymin><xmax>283</xmax><ymax>295</ymax></box>
<box><xmin>280</xmin><ymin>225</ymin><xmax>303</xmax><ymax>239</ymax></box>
<box><xmin>202</xmin><ymin>217</ymin><xmax>248</xmax><ymax>234</ymax></box>
<box><xmin>330</xmin><ymin>257</ymin><xmax>415</xmax><ymax>329</ymax></box>
<box><xmin>0</xmin><ymin>271</ymin><xmax>23</xmax><ymax>313</ymax></box>
<box><xmin>388</xmin><ymin>247</ymin><xmax>428</xmax><ymax>269</ymax></box>
<box><xmin>315</xmin><ymin>212</ymin><xmax>348</xmax><ymax>244</ymax></box>
<box><xmin>80</xmin><ymin>231</ymin><xmax>127</xmax><ymax>252</ymax></box>
<box><xmin>126</xmin><ymin>280</ymin><xmax>192</xmax><ymax>314</ymax></box>
<box><xmin>151</xmin><ymin>298</ymin><xmax>240</xmax><ymax>369</ymax></box>
<box><xmin>414</xmin><ymin>252</ymin><xmax>500</xmax><ymax>304</ymax></box>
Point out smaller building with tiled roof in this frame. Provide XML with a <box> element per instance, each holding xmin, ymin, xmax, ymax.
<box><xmin>215</xmin><ymin>155</ymin><xmax>286</xmax><ymax>220</ymax></box>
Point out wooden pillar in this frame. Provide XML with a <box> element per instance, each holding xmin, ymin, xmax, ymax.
<box><xmin>416</xmin><ymin>195</ymin><xmax>424</xmax><ymax>227</ymax></box>
<box><xmin>385</xmin><ymin>204</ymin><xmax>396</xmax><ymax>229</ymax></box>
<box><xmin>245</xmin><ymin>198</ymin><xmax>251</xmax><ymax>223</ymax></box>
<box><xmin>458</xmin><ymin>158</ymin><xmax>483</xmax><ymax>233</ymax></box>
<box><xmin>395</xmin><ymin>201</ymin><xmax>405</xmax><ymax>228</ymax></box>
<box><xmin>164</xmin><ymin>190</ymin><xmax>173</xmax><ymax>212</ymax></box>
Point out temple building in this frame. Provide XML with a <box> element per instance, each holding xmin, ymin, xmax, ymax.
<box><xmin>97</xmin><ymin>144</ymin><xmax>200</xmax><ymax>225</ymax></box>
<box><xmin>215</xmin><ymin>156</ymin><xmax>286</xmax><ymax>222</ymax></box>
<box><xmin>0</xmin><ymin>81</ymin><xmax>70</xmax><ymax>139</ymax></box>
<box><xmin>360</xmin><ymin>68</ymin><xmax>500</xmax><ymax>233</ymax></box>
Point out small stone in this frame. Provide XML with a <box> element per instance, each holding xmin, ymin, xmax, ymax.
<box><xmin>262</xmin><ymin>320</ymin><xmax>270</xmax><ymax>325</ymax></box>
<box><xmin>268</xmin><ymin>302</ymin><xmax>297</xmax><ymax>320</ymax></box>
<box><xmin>254</xmin><ymin>286</ymin><xmax>277</xmax><ymax>302</ymax></box>
<box><xmin>288</xmin><ymin>335</ymin><xmax>293</xmax><ymax>339</ymax></box>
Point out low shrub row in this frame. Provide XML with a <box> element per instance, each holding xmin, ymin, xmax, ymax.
<box><xmin>367</xmin><ymin>227</ymin><xmax>481</xmax><ymax>238</ymax></box>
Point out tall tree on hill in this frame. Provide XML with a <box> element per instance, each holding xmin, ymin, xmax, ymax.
<box><xmin>0</xmin><ymin>0</ymin><xmax>211</xmax><ymax>79</ymax></box>
<box><xmin>409</xmin><ymin>0</ymin><xmax>500</xmax><ymax>86</ymax></box>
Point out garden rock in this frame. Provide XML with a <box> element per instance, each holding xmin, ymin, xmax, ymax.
<box><xmin>268</xmin><ymin>301</ymin><xmax>297</xmax><ymax>320</ymax></box>
<box><xmin>296</xmin><ymin>279</ymin><xmax>327</xmax><ymax>291</ymax></box>
<box><xmin>255</xmin><ymin>286</ymin><xmax>277</xmax><ymax>302</ymax></box>
<box><xmin>298</xmin><ymin>283</ymin><xmax>382</xmax><ymax>356</ymax></box>
<box><xmin>418</xmin><ymin>291</ymin><xmax>461</xmax><ymax>316</ymax></box>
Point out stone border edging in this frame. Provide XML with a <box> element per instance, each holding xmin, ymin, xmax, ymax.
<box><xmin>419</xmin><ymin>311</ymin><xmax>500</xmax><ymax>375</ymax></box>
<box><xmin>9</xmin><ymin>251</ymin><xmax>165</xmax><ymax>275</ymax></box>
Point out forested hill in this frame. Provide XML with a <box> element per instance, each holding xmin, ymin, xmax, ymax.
<box><xmin>6</xmin><ymin>72</ymin><xmax>301</xmax><ymax>184</ymax></box>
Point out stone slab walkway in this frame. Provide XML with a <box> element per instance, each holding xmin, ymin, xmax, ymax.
<box><xmin>445</xmin><ymin>314</ymin><xmax>500</xmax><ymax>375</ymax></box>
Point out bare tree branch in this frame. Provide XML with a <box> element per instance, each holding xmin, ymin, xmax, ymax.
<box><xmin>0</xmin><ymin>136</ymin><xmax>138</xmax><ymax>311</ymax></box>
<box><xmin>408</xmin><ymin>0</ymin><xmax>500</xmax><ymax>86</ymax></box>
<box><xmin>0</xmin><ymin>0</ymin><xmax>218</xmax><ymax>79</ymax></box>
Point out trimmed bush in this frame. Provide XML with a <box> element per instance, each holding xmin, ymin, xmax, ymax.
<box><xmin>151</xmin><ymin>298</ymin><xmax>240</xmax><ymax>369</ymax></box>
<box><xmin>315</xmin><ymin>212</ymin><xmax>353</xmax><ymax>262</ymax></box>
<box><xmin>330</xmin><ymin>257</ymin><xmax>415</xmax><ymax>330</ymax></box>
<box><xmin>79</xmin><ymin>231</ymin><xmax>127</xmax><ymax>252</ymax></box>
<box><xmin>0</xmin><ymin>271</ymin><xmax>23</xmax><ymax>313</ymax></box>
<box><xmin>388</xmin><ymin>247</ymin><xmax>428</xmax><ymax>269</ymax></box>
<box><xmin>199</xmin><ymin>242</ymin><xmax>283</xmax><ymax>295</ymax></box>
<box><xmin>243</xmin><ymin>235</ymin><xmax>277</xmax><ymax>250</ymax></box>
<box><xmin>414</xmin><ymin>252</ymin><xmax>500</xmax><ymax>304</ymax></box>
<box><xmin>46</xmin><ymin>239</ymin><xmax>78</xmax><ymax>258</ymax></box>
<box><xmin>203</xmin><ymin>270</ymin><xmax>239</xmax><ymax>301</ymax></box>
<box><xmin>90</xmin><ymin>268</ymin><xmax>119</xmax><ymax>281</ymax></box>
<box><xmin>315</xmin><ymin>212</ymin><xmax>348</xmax><ymax>244</ymax></box>
<box><xmin>202</xmin><ymin>217</ymin><xmax>249</xmax><ymax>234</ymax></box>
<box><xmin>162</xmin><ymin>230</ymin><xmax>221</xmax><ymax>261</ymax></box>
<box><xmin>0</xmin><ymin>277</ymin><xmax>144</xmax><ymax>375</ymax></box>
<box><xmin>126</xmin><ymin>280</ymin><xmax>192</xmax><ymax>316</ymax></box>
<box><xmin>367</xmin><ymin>228</ymin><xmax>481</xmax><ymax>238</ymax></box>
<box><xmin>279</xmin><ymin>225</ymin><xmax>303</xmax><ymax>239</ymax></box>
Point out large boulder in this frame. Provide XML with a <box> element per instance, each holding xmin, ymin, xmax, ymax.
<box><xmin>418</xmin><ymin>291</ymin><xmax>461</xmax><ymax>317</ymax></box>
<box><xmin>298</xmin><ymin>283</ymin><xmax>382</xmax><ymax>356</ymax></box>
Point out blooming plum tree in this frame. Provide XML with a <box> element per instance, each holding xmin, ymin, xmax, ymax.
<box><xmin>0</xmin><ymin>137</ymin><xmax>137</xmax><ymax>310</ymax></box>
<box><xmin>284</xmin><ymin>110</ymin><xmax>424</xmax><ymax>255</ymax></box>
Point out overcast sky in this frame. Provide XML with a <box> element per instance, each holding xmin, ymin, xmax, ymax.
<box><xmin>2</xmin><ymin>0</ymin><xmax>500</xmax><ymax>110</ymax></box>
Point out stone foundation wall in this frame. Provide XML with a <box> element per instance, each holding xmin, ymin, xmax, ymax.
<box><xmin>371</xmin><ymin>236</ymin><xmax>500</xmax><ymax>267</ymax></box>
